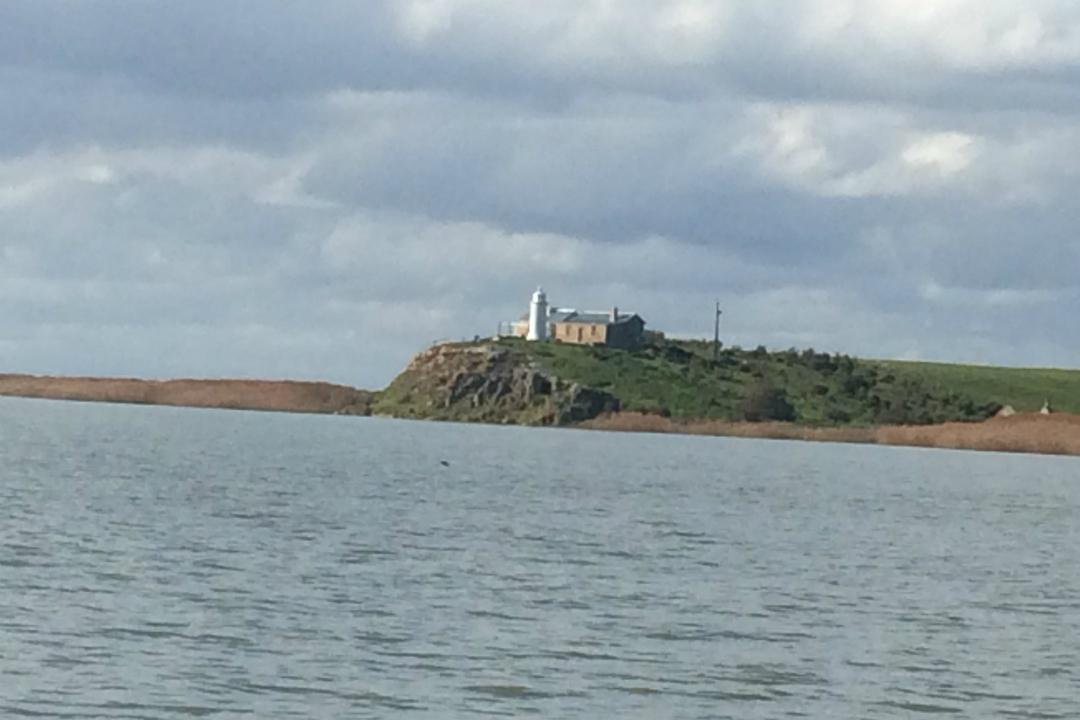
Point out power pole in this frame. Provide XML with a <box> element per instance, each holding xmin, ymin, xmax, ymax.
<box><xmin>713</xmin><ymin>301</ymin><xmax>722</xmax><ymax>361</ymax></box>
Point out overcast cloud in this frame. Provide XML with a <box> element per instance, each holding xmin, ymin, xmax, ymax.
<box><xmin>2</xmin><ymin>0</ymin><xmax>1080</xmax><ymax>387</ymax></box>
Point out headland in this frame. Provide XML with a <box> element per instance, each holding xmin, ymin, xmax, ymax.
<box><xmin>3</xmin><ymin>337</ymin><xmax>1080</xmax><ymax>457</ymax></box>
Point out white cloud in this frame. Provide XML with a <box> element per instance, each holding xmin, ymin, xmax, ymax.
<box><xmin>396</xmin><ymin>0</ymin><xmax>459</xmax><ymax>45</ymax></box>
<box><xmin>392</xmin><ymin>0</ymin><xmax>731</xmax><ymax>67</ymax></box>
<box><xmin>0</xmin><ymin>149</ymin><xmax>120</xmax><ymax>208</ymax></box>
<box><xmin>900</xmin><ymin>132</ymin><xmax>978</xmax><ymax>176</ymax></box>
<box><xmin>318</xmin><ymin>213</ymin><xmax>586</xmax><ymax>295</ymax></box>
<box><xmin>918</xmin><ymin>281</ymin><xmax>1061</xmax><ymax>308</ymax></box>
<box><xmin>731</xmin><ymin>101</ymin><xmax>1080</xmax><ymax>202</ymax></box>
<box><xmin>826</xmin><ymin>0</ymin><xmax>1080</xmax><ymax>71</ymax></box>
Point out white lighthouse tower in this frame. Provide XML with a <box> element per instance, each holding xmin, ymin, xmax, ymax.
<box><xmin>526</xmin><ymin>286</ymin><xmax>549</xmax><ymax>341</ymax></box>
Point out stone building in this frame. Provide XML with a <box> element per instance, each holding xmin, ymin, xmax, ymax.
<box><xmin>511</xmin><ymin>288</ymin><xmax>646</xmax><ymax>350</ymax></box>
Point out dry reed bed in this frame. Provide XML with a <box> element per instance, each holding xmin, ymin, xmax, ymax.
<box><xmin>0</xmin><ymin>375</ymin><xmax>373</xmax><ymax>415</ymax></box>
<box><xmin>4</xmin><ymin>376</ymin><xmax>1078</xmax><ymax>456</ymax></box>
<box><xmin>580</xmin><ymin>412</ymin><xmax>877</xmax><ymax>444</ymax></box>
<box><xmin>581</xmin><ymin>411</ymin><xmax>1080</xmax><ymax>457</ymax></box>
<box><xmin>877</xmin><ymin>414</ymin><xmax>1080</xmax><ymax>456</ymax></box>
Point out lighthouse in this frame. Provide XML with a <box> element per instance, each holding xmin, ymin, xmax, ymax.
<box><xmin>526</xmin><ymin>287</ymin><xmax>549</xmax><ymax>341</ymax></box>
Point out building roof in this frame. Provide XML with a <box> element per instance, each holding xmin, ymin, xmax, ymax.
<box><xmin>517</xmin><ymin>309</ymin><xmax>642</xmax><ymax>325</ymax></box>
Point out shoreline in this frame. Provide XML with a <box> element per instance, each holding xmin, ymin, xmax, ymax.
<box><xmin>0</xmin><ymin>374</ymin><xmax>373</xmax><ymax>416</ymax></box>
<box><xmin>3</xmin><ymin>373</ymin><xmax>1078</xmax><ymax>458</ymax></box>
<box><xmin>578</xmin><ymin>411</ymin><xmax>1080</xmax><ymax>458</ymax></box>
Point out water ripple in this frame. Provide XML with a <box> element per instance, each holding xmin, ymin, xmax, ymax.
<box><xmin>3</xmin><ymin>398</ymin><xmax>1080</xmax><ymax>718</ymax></box>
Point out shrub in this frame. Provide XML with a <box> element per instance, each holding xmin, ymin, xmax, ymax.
<box><xmin>738</xmin><ymin>383</ymin><xmax>796</xmax><ymax>422</ymax></box>
<box><xmin>825</xmin><ymin>406</ymin><xmax>852</xmax><ymax>424</ymax></box>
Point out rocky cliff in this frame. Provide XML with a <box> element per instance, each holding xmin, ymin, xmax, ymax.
<box><xmin>372</xmin><ymin>342</ymin><xmax>620</xmax><ymax>425</ymax></box>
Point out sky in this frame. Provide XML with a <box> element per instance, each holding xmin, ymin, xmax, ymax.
<box><xmin>3</xmin><ymin>1</ymin><xmax>1080</xmax><ymax>388</ymax></box>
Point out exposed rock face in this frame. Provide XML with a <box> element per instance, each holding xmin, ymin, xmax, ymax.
<box><xmin>446</xmin><ymin>361</ymin><xmax>552</xmax><ymax>408</ymax></box>
<box><xmin>557</xmin><ymin>385</ymin><xmax>622</xmax><ymax>425</ymax></box>
<box><xmin>375</xmin><ymin>343</ymin><xmax>619</xmax><ymax>425</ymax></box>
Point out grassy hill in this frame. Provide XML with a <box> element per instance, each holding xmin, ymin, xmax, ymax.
<box><xmin>493</xmin><ymin>337</ymin><xmax>1080</xmax><ymax>426</ymax></box>
<box><xmin>876</xmin><ymin>360</ymin><xmax>1080</xmax><ymax>415</ymax></box>
<box><xmin>3</xmin><ymin>338</ymin><xmax>1076</xmax><ymax>436</ymax></box>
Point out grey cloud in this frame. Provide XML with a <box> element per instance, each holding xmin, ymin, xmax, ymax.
<box><xmin>0</xmin><ymin>67</ymin><xmax>330</xmax><ymax>158</ymax></box>
<box><xmin>0</xmin><ymin>0</ymin><xmax>579</xmax><ymax>110</ymax></box>
<box><xmin>4</xmin><ymin>1</ymin><xmax>1080</xmax><ymax>382</ymax></box>
<box><xmin>301</xmin><ymin>93</ymin><xmax>884</xmax><ymax>263</ymax></box>
<box><xmin>4</xmin><ymin>0</ymin><xmax>1080</xmax><ymax>115</ymax></box>
<box><xmin>0</xmin><ymin>1</ymin><xmax>396</xmax><ymax>97</ymax></box>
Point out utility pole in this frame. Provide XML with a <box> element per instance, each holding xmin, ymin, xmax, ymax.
<box><xmin>713</xmin><ymin>301</ymin><xmax>722</xmax><ymax>361</ymax></box>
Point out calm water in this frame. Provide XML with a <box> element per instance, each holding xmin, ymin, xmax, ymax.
<box><xmin>2</xmin><ymin>397</ymin><xmax>1079</xmax><ymax>719</ymax></box>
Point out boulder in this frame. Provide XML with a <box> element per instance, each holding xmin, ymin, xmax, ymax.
<box><xmin>556</xmin><ymin>385</ymin><xmax>621</xmax><ymax>425</ymax></box>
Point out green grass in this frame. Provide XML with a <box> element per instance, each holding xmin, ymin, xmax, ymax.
<box><xmin>493</xmin><ymin>337</ymin><xmax>1062</xmax><ymax>426</ymax></box>
<box><xmin>383</xmin><ymin>336</ymin><xmax>1080</xmax><ymax>426</ymax></box>
<box><xmin>875</xmin><ymin>360</ymin><xmax>1080</xmax><ymax>415</ymax></box>
<box><xmin>510</xmin><ymin>338</ymin><xmax>741</xmax><ymax>418</ymax></box>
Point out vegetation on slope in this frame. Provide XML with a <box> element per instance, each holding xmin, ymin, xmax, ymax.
<box><xmin>8</xmin><ymin>336</ymin><xmax>1074</xmax><ymax>435</ymax></box>
<box><xmin>876</xmin><ymin>360</ymin><xmax>1080</xmax><ymax>415</ymax></box>
<box><xmin>497</xmin><ymin>336</ymin><xmax>1005</xmax><ymax>426</ymax></box>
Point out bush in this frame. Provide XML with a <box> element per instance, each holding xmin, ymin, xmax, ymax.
<box><xmin>738</xmin><ymin>383</ymin><xmax>796</xmax><ymax>422</ymax></box>
<box><xmin>825</xmin><ymin>406</ymin><xmax>852</xmax><ymax>424</ymax></box>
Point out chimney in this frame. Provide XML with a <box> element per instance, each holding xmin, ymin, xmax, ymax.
<box><xmin>610</xmin><ymin>306</ymin><xmax>619</xmax><ymax>322</ymax></box>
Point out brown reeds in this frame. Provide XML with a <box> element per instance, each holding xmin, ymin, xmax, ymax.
<box><xmin>581</xmin><ymin>411</ymin><xmax>1080</xmax><ymax>457</ymax></box>
<box><xmin>580</xmin><ymin>412</ymin><xmax>876</xmax><ymax>444</ymax></box>
<box><xmin>877</xmin><ymin>414</ymin><xmax>1080</xmax><ymax>456</ymax></box>
<box><xmin>0</xmin><ymin>375</ymin><xmax>374</xmax><ymax>415</ymax></box>
<box><xmin>5</xmin><ymin>375</ymin><xmax>1080</xmax><ymax>458</ymax></box>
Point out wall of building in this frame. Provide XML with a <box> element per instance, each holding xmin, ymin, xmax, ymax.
<box><xmin>605</xmin><ymin>317</ymin><xmax>645</xmax><ymax>349</ymax></box>
<box><xmin>551</xmin><ymin>322</ymin><xmax>607</xmax><ymax>345</ymax></box>
<box><xmin>512</xmin><ymin>317</ymin><xmax>643</xmax><ymax>348</ymax></box>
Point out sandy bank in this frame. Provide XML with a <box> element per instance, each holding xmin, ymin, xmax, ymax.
<box><xmin>0</xmin><ymin>374</ymin><xmax>374</xmax><ymax>416</ymax></box>
<box><xmin>579</xmin><ymin>411</ymin><xmax>1080</xmax><ymax>457</ymax></box>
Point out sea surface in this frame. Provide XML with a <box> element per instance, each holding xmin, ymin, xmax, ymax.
<box><xmin>2</xmin><ymin>396</ymin><xmax>1079</xmax><ymax>719</ymax></box>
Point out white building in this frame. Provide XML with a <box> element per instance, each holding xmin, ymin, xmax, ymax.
<box><xmin>509</xmin><ymin>288</ymin><xmax>646</xmax><ymax>349</ymax></box>
<box><xmin>526</xmin><ymin>287</ymin><xmax>548</xmax><ymax>341</ymax></box>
